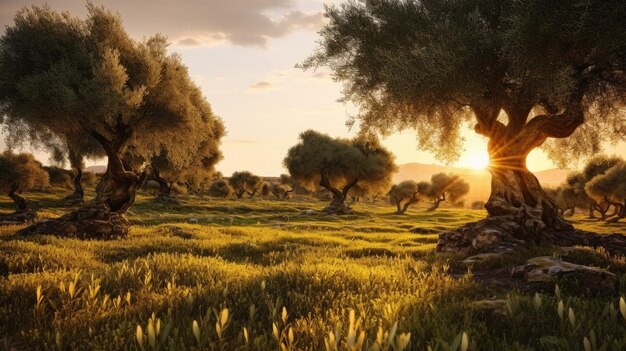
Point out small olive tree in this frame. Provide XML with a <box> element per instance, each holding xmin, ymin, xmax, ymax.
<box><xmin>283</xmin><ymin>130</ymin><xmax>397</xmax><ymax>214</ymax></box>
<box><xmin>418</xmin><ymin>173</ymin><xmax>469</xmax><ymax>211</ymax></box>
<box><xmin>388</xmin><ymin>180</ymin><xmax>420</xmax><ymax>214</ymax></box>
<box><xmin>586</xmin><ymin>161</ymin><xmax>626</xmax><ymax>223</ymax></box>
<box><xmin>0</xmin><ymin>151</ymin><xmax>49</xmax><ymax>212</ymax></box>
<box><xmin>208</xmin><ymin>178</ymin><xmax>233</xmax><ymax>199</ymax></box>
<box><xmin>229</xmin><ymin>171</ymin><xmax>262</xmax><ymax>199</ymax></box>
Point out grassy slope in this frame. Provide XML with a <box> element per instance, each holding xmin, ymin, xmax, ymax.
<box><xmin>0</xmin><ymin>189</ymin><xmax>625</xmax><ymax>350</ymax></box>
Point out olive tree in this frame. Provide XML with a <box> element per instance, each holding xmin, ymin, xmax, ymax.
<box><xmin>0</xmin><ymin>5</ymin><xmax>224</xmax><ymax>238</ymax></box>
<box><xmin>586</xmin><ymin>161</ymin><xmax>626</xmax><ymax>223</ymax></box>
<box><xmin>208</xmin><ymin>178</ymin><xmax>232</xmax><ymax>199</ymax></box>
<box><xmin>5</xmin><ymin>124</ymin><xmax>104</xmax><ymax>204</ymax></box>
<box><xmin>229</xmin><ymin>171</ymin><xmax>262</xmax><ymax>199</ymax></box>
<box><xmin>0</xmin><ymin>151</ymin><xmax>49</xmax><ymax>214</ymax></box>
<box><xmin>303</xmin><ymin>0</ymin><xmax>626</xmax><ymax>253</ymax></box>
<box><xmin>388</xmin><ymin>180</ymin><xmax>420</xmax><ymax>214</ymax></box>
<box><xmin>283</xmin><ymin>130</ymin><xmax>397</xmax><ymax>214</ymax></box>
<box><xmin>418</xmin><ymin>173</ymin><xmax>469</xmax><ymax>211</ymax></box>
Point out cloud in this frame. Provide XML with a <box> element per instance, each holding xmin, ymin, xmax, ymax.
<box><xmin>249</xmin><ymin>81</ymin><xmax>274</xmax><ymax>91</ymax></box>
<box><xmin>0</xmin><ymin>0</ymin><xmax>325</xmax><ymax>47</ymax></box>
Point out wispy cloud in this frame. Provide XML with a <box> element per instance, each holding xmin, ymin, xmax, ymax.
<box><xmin>0</xmin><ymin>0</ymin><xmax>325</xmax><ymax>47</ymax></box>
<box><xmin>249</xmin><ymin>81</ymin><xmax>274</xmax><ymax>91</ymax></box>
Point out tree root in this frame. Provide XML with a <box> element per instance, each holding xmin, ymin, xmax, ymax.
<box><xmin>16</xmin><ymin>201</ymin><xmax>129</xmax><ymax>239</ymax></box>
<box><xmin>0</xmin><ymin>210</ymin><xmax>38</xmax><ymax>225</ymax></box>
<box><xmin>323</xmin><ymin>202</ymin><xmax>354</xmax><ymax>215</ymax></box>
<box><xmin>437</xmin><ymin>215</ymin><xmax>626</xmax><ymax>257</ymax></box>
<box><xmin>61</xmin><ymin>192</ymin><xmax>84</xmax><ymax>206</ymax></box>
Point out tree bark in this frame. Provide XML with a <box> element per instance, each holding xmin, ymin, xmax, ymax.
<box><xmin>151</xmin><ymin>168</ymin><xmax>179</xmax><ymax>204</ymax></box>
<box><xmin>427</xmin><ymin>197</ymin><xmax>443</xmax><ymax>211</ymax></box>
<box><xmin>18</xmin><ymin>137</ymin><xmax>144</xmax><ymax>239</ymax></box>
<box><xmin>319</xmin><ymin>172</ymin><xmax>357</xmax><ymax>214</ymax></box>
<box><xmin>8</xmin><ymin>185</ymin><xmax>27</xmax><ymax>212</ymax></box>
<box><xmin>439</xmin><ymin>115</ymin><xmax>626</xmax><ymax>256</ymax></box>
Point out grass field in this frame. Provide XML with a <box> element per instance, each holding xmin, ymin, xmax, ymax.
<box><xmin>1</xmin><ymin>189</ymin><xmax>626</xmax><ymax>350</ymax></box>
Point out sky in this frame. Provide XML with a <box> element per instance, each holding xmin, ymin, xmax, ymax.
<box><xmin>0</xmin><ymin>0</ymin><xmax>624</xmax><ymax>176</ymax></box>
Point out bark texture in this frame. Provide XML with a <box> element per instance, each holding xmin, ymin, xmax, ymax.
<box><xmin>437</xmin><ymin>102</ymin><xmax>626</xmax><ymax>256</ymax></box>
<box><xmin>320</xmin><ymin>173</ymin><xmax>357</xmax><ymax>215</ymax></box>
<box><xmin>18</xmin><ymin>145</ymin><xmax>144</xmax><ymax>239</ymax></box>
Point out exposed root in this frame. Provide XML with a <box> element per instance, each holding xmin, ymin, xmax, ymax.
<box><xmin>437</xmin><ymin>215</ymin><xmax>626</xmax><ymax>257</ymax></box>
<box><xmin>16</xmin><ymin>201</ymin><xmax>129</xmax><ymax>240</ymax></box>
<box><xmin>0</xmin><ymin>209</ymin><xmax>38</xmax><ymax>225</ymax></box>
<box><xmin>323</xmin><ymin>202</ymin><xmax>354</xmax><ymax>215</ymax></box>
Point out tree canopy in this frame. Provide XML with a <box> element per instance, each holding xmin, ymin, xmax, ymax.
<box><xmin>0</xmin><ymin>4</ymin><xmax>224</xmax><ymax>238</ymax></box>
<box><xmin>418</xmin><ymin>173</ymin><xmax>469</xmax><ymax>211</ymax></box>
<box><xmin>0</xmin><ymin>150</ymin><xmax>49</xmax><ymax>211</ymax></box>
<box><xmin>283</xmin><ymin>130</ymin><xmax>396</xmax><ymax>214</ymax></box>
<box><xmin>229</xmin><ymin>171</ymin><xmax>262</xmax><ymax>199</ymax></box>
<box><xmin>388</xmin><ymin>180</ymin><xmax>420</xmax><ymax>214</ymax></box>
<box><xmin>303</xmin><ymin>0</ymin><xmax>626</xmax><ymax>165</ymax></box>
<box><xmin>585</xmin><ymin>159</ymin><xmax>626</xmax><ymax>222</ymax></box>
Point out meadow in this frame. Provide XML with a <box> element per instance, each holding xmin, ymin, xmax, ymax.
<box><xmin>1</xmin><ymin>189</ymin><xmax>626</xmax><ymax>351</ymax></box>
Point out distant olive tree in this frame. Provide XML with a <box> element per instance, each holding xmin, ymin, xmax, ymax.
<box><xmin>0</xmin><ymin>5</ymin><xmax>224</xmax><ymax>238</ymax></box>
<box><xmin>208</xmin><ymin>178</ymin><xmax>233</xmax><ymax>199</ymax></box>
<box><xmin>0</xmin><ymin>151</ymin><xmax>49</xmax><ymax>213</ymax></box>
<box><xmin>229</xmin><ymin>171</ymin><xmax>262</xmax><ymax>199</ymax></box>
<box><xmin>260</xmin><ymin>181</ymin><xmax>272</xmax><ymax>197</ymax></box>
<box><xmin>417</xmin><ymin>173</ymin><xmax>470</xmax><ymax>211</ymax></box>
<box><xmin>388</xmin><ymin>180</ymin><xmax>420</xmax><ymax>214</ymax></box>
<box><xmin>553</xmin><ymin>155</ymin><xmax>623</xmax><ymax>220</ymax></box>
<box><xmin>45</xmin><ymin>166</ymin><xmax>73</xmax><ymax>190</ymax></box>
<box><xmin>303</xmin><ymin>0</ymin><xmax>626</xmax><ymax>253</ymax></box>
<box><xmin>586</xmin><ymin>161</ymin><xmax>626</xmax><ymax>223</ymax></box>
<box><xmin>271</xmin><ymin>183</ymin><xmax>289</xmax><ymax>199</ymax></box>
<box><xmin>283</xmin><ymin>130</ymin><xmax>397</xmax><ymax>214</ymax></box>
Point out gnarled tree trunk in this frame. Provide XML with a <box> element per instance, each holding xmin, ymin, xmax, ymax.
<box><xmin>8</xmin><ymin>185</ymin><xmax>27</xmax><ymax>212</ymax></box>
<box><xmin>62</xmin><ymin>149</ymin><xmax>85</xmax><ymax>205</ymax></box>
<box><xmin>18</xmin><ymin>140</ymin><xmax>144</xmax><ymax>239</ymax></box>
<box><xmin>437</xmin><ymin>103</ymin><xmax>626</xmax><ymax>256</ymax></box>
<box><xmin>320</xmin><ymin>173</ymin><xmax>357</xmax><ymax>215</ymax></box>
<box><xmin>151</xmin><ymin>168</ymin><xmax>179</xmax><ymax>204</ymax></box>
<box><xmin>427</xmin><ymin>196</ymin><xmax>444</xmax><ymax>211</ymax></box>
<box><xmin>0</xmin><ymin>185</ymin><xmax>37</xmax><ymax>224</ymax></box>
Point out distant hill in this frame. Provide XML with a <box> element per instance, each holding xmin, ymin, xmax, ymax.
<box><xmin>85</xmin><ymin>165</ymin><xmax>107</xmax><ymax>174</ymax></box>
<box><xmin>393</xmin><ymin>163</ymin><xmax>567</xmax><ymax>202</ymax></box>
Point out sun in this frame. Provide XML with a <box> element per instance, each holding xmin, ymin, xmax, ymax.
<box><xmin>466</xmin><ymin>152</ymin><xmax>490</xmax><ymax>170</ymax></box>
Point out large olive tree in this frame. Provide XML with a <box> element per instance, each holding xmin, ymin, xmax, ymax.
<box><xmin>303</xmin><ymin>0</ymin><xmax>626</xmax><ymax>254</ymax></box>
<box><xmin>0</xmin><ymin>5</ymin><xmax>224</xmax><ymax>238</ymax></box>
<box><xmin>284</xmin><ymin>130</ymin><xmax>397</xmax><ymax>214</ymax></box>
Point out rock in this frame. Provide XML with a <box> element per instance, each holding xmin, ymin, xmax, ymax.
<box><xmin>409</xmin><ymin>227</ymin><xmax>438</xmax><ymax>234</ymax></box>
<box><xmin>512</xmin><ymin>256</ymin><xmax>616</xmax><ymax>294</ymax></box>
<box><xmin>436</xmin><ymin>216</ymin><xmax>529</xmax><ymax>255</ymax></box>
<box><xmin>187</xmin><ymin>217</ymin><xmax>199</xmax><ymax>224</ymax></box>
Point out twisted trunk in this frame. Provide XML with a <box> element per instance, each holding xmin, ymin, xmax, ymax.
<box><xmin>437</xmin><ymin>101</ymin><xmax>626</xmax><ymax>256</ymax></box>
<box><xmin>320</xmin><ymin>173</ymin><xmax>357</xmax><ymax>214</ymax></box>
<box><xmin>18</xmin><ymin>132</ymin><xmax>144</xmax><ymax>239</ymax></box>
<box><xmin>427</xmin><ymin>196</ymin><xmax>444</xmax><ymax>211</ymax></box>
<box><xmin>8</xmin><ymin>185</ymin><xmax>27</xmax><ymax>212</ymax></box>
<box><xmin>151</xmin><ymin>168</ymin><xmax>179</xmax><ymax>204</ymax></box>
